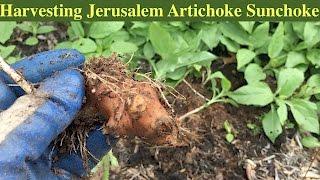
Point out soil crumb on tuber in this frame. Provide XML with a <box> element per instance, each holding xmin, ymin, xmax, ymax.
<box><xmin>84</xmin><ymin>55</ymin><xmax>181</xmax><ymax>145</ymax></box>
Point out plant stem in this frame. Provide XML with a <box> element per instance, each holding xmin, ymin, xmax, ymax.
<box><xmin>178</xmin><ymin>94</ymin><xmax>225</xmax><ymax>121</ymax></box>
<box><xmin>0</xmin><ymin>56</ymin><xmax>35</xmax><ymax>94</ymax></box>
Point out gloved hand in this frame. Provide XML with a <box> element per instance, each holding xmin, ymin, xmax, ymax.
<box><xmin>0</xmin><ymin>49</ymin><xmax>115</xmax><ymax>179</ymax></box>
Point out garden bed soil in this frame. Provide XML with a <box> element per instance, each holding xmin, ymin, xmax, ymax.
<box><xmin>108</xmin><ymin>77</ymin><xmax>319</xmax><ymax>180</ymax></box>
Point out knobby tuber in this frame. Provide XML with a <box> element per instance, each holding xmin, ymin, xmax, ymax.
<box><xmin>84</xmin><ymin>56</ymin><xmax>180</xmax><ymax>145</ymax></box>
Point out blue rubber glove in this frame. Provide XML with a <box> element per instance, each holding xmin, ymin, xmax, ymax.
<box><xmin>0</xmin><ymin>49</ymin><xmax>115</xmax><ymax>179</ymax></box>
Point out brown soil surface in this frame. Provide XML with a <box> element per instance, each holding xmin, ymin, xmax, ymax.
<box><xmin>109</xmin><ymin>77</ymin><xmax>320</xmax><ymax>180</ymax></box>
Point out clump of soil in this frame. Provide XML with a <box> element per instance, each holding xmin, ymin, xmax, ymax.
<box><xmin>83</xmin><ymin>55</ymin><xmax>180</xmax><ymax>145</ymax></box>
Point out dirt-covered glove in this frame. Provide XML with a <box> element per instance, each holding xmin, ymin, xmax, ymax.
<box><xmin>0</xmin><ymin>49</ymin><xmax>114</xmax><ymax>179</ymax></box>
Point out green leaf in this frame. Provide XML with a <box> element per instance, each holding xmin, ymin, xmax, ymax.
<box><xmin>129</xmin><ymin>36</ymin><xmax>146</xmax><ymax>46</ymax></box>
<box><xmin>55</xmin><ymin>41</ymin><xmax>73</xmax><ymax>49</ymax></box>
<box><xmin>130</xmin><ymin>22</ymin><xmax>150</xmax><ymax>36</ymax></box>
<box><xmin>255</xmin><ymin>42</ymin><xmax>269</xmax><ymax>55</ymax></box>
<box><xmin>88</xmin><ymin>21</ymin><xmax>124</xmax><ymax>39</ymax></box>
<box><xmin>0</xmin><ymin>21</ymin><xmax>16</xmax><ymax>44</ymax></box>
<box><xmin>269</xmin><ymin>55</ymin><xmax>287</xmax><ymax>68</ymax></box>
<box><xmin>239</xmin><ymin>21</ymin><xmax>255</xmax><ymax>33</ymax></box>
<box><xmin>6</xmin><ymin>56</ymin><xmax>20</xmax><ymax>64</ymax></box>
<box><xmin>296</xmin><ymin>64</ymin><xmax>309</xmax><ymax>73</ymax></box>
<box><xmin>72</xmin><ymin>38</ymin><xmax>97</xmax><ymax>54</ymax></box>
<box><xmin>200</xmin><ymin>24</ymin><xmax>220</xmax><ymax>49</ymax></box>
<box><xmin>25</xmin><ymin>36</ymin><xmax>39</xmax><ymax>46</ymax></box>
<box><xmin>207</xmin><ymin>71</ymin><xmax>231</xmax><ymax>92</ymax></box>
<box><xmin>302</xmin><ymin>136</ymin><xmax>320</xmax><ymax>148</ymax></box>
<box><xmin>225</xmin><ymin>133</ymin><xmax>234</xmax><ymax>143</ymax></box>
<box><xmin>143</xmin><ymin>42</ymin><xmax>155</xmax><ymax>59</ymax></box>
<box><xmin>110</xmin><ymin>41</ymin><xmax>138</xmax><ymax>54</ymax></box>
<box><xmin>229</xmin><ymin>82</ymin><xmax>274</xmax><ymax>106</ymax></box>
<box><xmin>70</xmin><ymin>22</ymin><xmax>84</xmax><ymax>38</ymax></box>
<box><xmin>250</xmin><ymin>22</ymin><xmax>270</xmax><ymax>49</ymax></box>
<box><xmin>276</xmin><ymin>68</ymin><xmax>304</xmax><ymax>98</ymax></box>
<box><xmin>306</xmin><ymin>49</ymin><xmax>320</xmax><ymax>66</ymax></box>
<box><xmin>244</xmin><ymin>63</ymin><xmax>266</xmax><ymax>84</ymax></box>
<box><xmin>109</xmin><ymin>30</ymin><xmax>130</xmax><ymax>42</ymax></box>
<box><xmin>224</xmin><ymin>120</ymin><xmax>232</xmax><ymax>133</ymax></box>
<box><xmin>283</xmin><ymin>22</ymin><xmax>299</xmax><ymax>51</ymax></box>
<box><xmin>0</xmin><ymin>45</ymin><xmax>15</xmax><ymax>59</ymax></box>
<box><xmin>285</xmin><ymin>51</ymin><xmax>307</xmax><ymax>68</ymax></box>
<box><xmin>276</xmin><ymin>99</ymin><xmax>288</xmax><ymax>125</ymax></box>
<box><xmin>268</xmin><ymin>22</ymin><xmax>284</xmax><ymax>58</ymax></box>
<box><xmin>17</xmin><ymin>22</ymin><xmax>33</xmax><ymax>33</ymax></box>
<box><xmin>292</xmin><ymin>22</ymin><xmax>305</xmax><ymax>39</ymax></box>
<box><xmin>219</xmin><ymin>22</ymin><xmax>251</xmax><ymax>45</ymax></box>
<box><xmin>171</xmin><ymin>32</ymin><xmax>189</xmax><ymax>53</ymax></box>
<box><xmin>37</xmin><ymin>25</ymin><xmax>56</xmax><ymax>34</ymax></box>
<box><xmin>102</xmin><ymin>49</ymin><xmax>112</xmax><ymax>57</ymax></box>
<box><xmin>287</xmin><ymin>99</ymin><xmax>319</xmax><ymax>134</ymax></box>
<box><xmin>177</xmin><ymin>51</ymin><xmax>216</xmax><ymax>68</ymax></box>
<box><xmin>262</xmin><ymin>105</ymin><xmax>282</xmax><ymax>143</ymax></box>
<box><xmin>108</xmin><ymin>150</ymin><xmax>119</xmax><ymax>167</ymax></box>
<box><xmin>166</xmin><ymin>67</ymin><xmax>186</xmax><ymax>80</ymax></box>
<box><xmin>155</xmin><ymin>56</ymin><xmax>178</xmax><ymax>79</ymax></box>
<box><xmin>220</xmin><ymin>36</ymin><xmax>240</xmax><ymax>53</ymax></box>
<box><xmin>304</xmin><ymin>22</ymin><xmax>320</xmax><ymax>47</ymax></box>
<box><xmin>131</xmin><ymin>21</ymin><xmax>150</xmax><ymax>29</ymax></box>
<box><xmin>149</xmin><ymin>23</ymin><xmax>175</xmax><ymax>58</ymax></box>
<box><xmin>307</xmin><ymin>75</ymin><xmax>320</xmax><ymax>89</ymax></box>
<box><xmin>293</xmin><ymin>41</ymin><xmax>309</xmax><ymax>51</ymax></box>
<box><xmin>305</xmin><ymin>74</ymin><xmax>320</xmax><ymax>96</ymax></box>
<box><xmin>236</xmin><ymin>49</ymin><xmax>256</xmax><ymax>70</ymax></box>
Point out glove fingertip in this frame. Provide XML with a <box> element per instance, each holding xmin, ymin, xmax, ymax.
<box><xmin>0</xmin><ymin>49</ymin><xmax>85</xmax><ymax>84</ymax></box>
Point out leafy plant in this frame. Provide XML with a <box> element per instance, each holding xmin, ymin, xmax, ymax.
<box><xmin>302</xmin><ymin>136</ymin><xmax>320</xmax><ymax>148</ymax></box>
<box><xmin>56</xmin><ymin>21</ymin><xmax>221</xmax><ymax>82</ymax></box>
<box><xmin>17</xmin><ymin>22</ymin><xmax>56</xmax><ymax>46</ymax></box>
<box><xmin>0</xmin><ymin>21</ymin><xmax>19</xmax><ymax>63</ymax></box>
<box><xmin>56</xmin><ymin>21</ymin><xmax>139</xmax><ymax>59</ymax></box>
<box><xmin>225</xmin><ymin>22</ymin><xmax>320</xmax><ymax>145</ymax></box>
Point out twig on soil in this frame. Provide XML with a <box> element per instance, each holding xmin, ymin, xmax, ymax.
<box><xmin>303</xmin><ymin>148</ymin><xmax>320</xmax><ymax>179</ymax></box>
<box><xmin>262</xmin><ymin>155</ymin><xmax>276</xmax><ymax>162</ymax></box>
<box><xmin>0</xmin><ymin>56</ymin><xmax>35</xmax><ymax>94</ymax></box>
<box><xmin>183</xmin><ymin>79</ymin><xmax>209</xmax><ymax>101</ymax></box>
